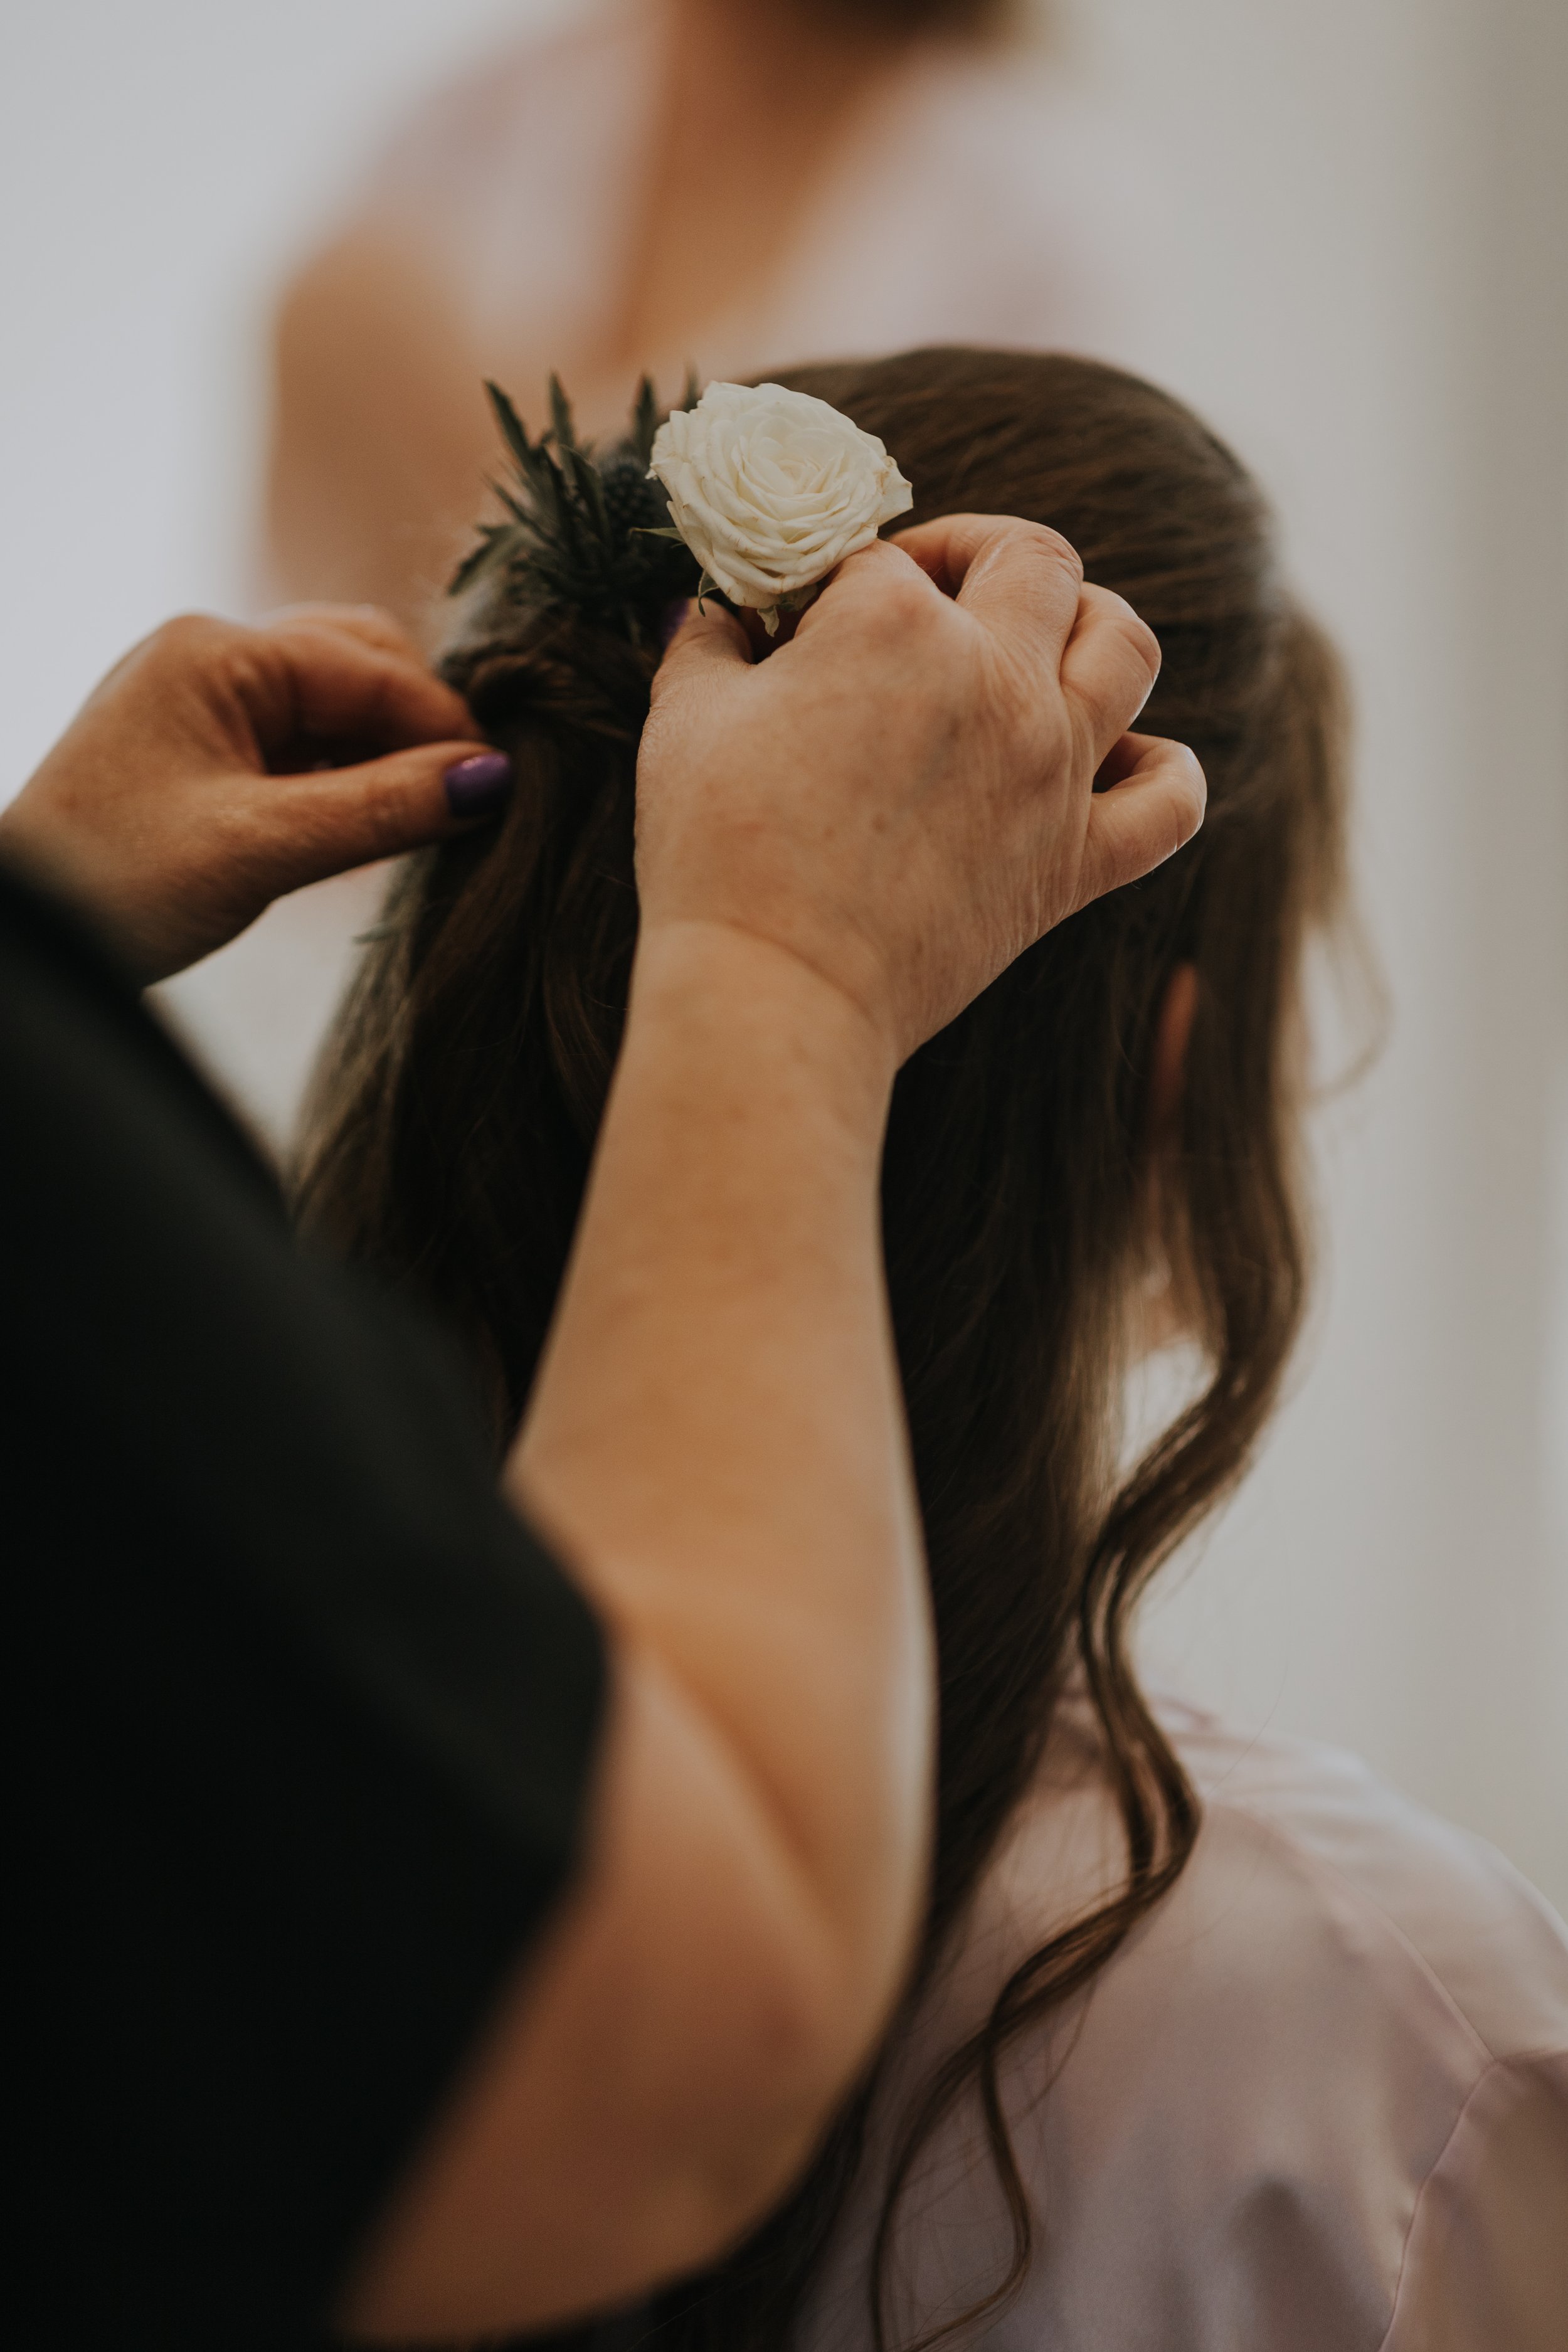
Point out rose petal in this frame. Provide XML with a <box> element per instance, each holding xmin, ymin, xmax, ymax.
<box><xmin>649</xmin><ymin>381</ymin><xmax>914</xmax><ymax>611</ymax></box>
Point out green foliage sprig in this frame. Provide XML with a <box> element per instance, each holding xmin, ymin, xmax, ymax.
<box><xmin>448</xmin><ymin>374</ymin><xmax>702</xmax><ymax>649</ymax></box>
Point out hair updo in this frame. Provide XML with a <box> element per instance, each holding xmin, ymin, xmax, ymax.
<box><xmin>297</xmin><ymin>347</ymin><xmax>1352</xmax><ymax>2352</ymax></box>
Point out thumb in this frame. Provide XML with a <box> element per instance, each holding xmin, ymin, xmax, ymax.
<box><xmin>650</xmin><ymin>596</ymin><xmax>753</xmax><ymax>709</ymax></box>
<box><xmin>265</xmin><ymin>741</ymin><xmax>512</xmax><ymax>891</ymax></box>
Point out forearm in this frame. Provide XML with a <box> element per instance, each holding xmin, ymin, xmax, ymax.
<box><xmin>509</xmin><ymin>917</ymin><xmax>932</xmax><ymax>2033</ymax></box>
<box><xmin>344</xmin><ymin>921</ymin><xmax>933</xmax><ymax>2339</ymax></box>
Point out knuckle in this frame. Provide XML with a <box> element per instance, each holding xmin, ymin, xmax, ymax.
<box><xmin>1026</xmin><ymin>521</ymin><xmax>1084</xmax><ymax>583</ymax></box>
<box><xmin>979</xmin><ymin>515</ymin><xmax>1084</xmax><ymax>589</ymax></box>
<box><xmin>845</xmin><ymin>575</ymin><xmax>930</xmax><ymax>657</ymax></box>
<box><xmin>152</xmin><ymin>612</ymin><xmax>235</xmax><ymax>667</ymax></box>
<box><xmin>257</xmin><ymin>601</ymin><xmax>332</xmax><ymax>630</ymax></box>
<box><xmin>1088</xmin><ymin>583</ymin><xmax>1159</xmax><ymax>667</ymax></box>
<box><xmin>346</xmin><ymin>601</ymin><xmax>403</xmax><ymax>637</ymax></box>
<box><xmin>874</xmin><ymin>572</ymin><xmax>933</xmax><ymax>632</ymax></box>
<box><xmin>286</xmin><ymin>601</ymin><xmax>410</xmax><ymax>655</ymax></box>
<box><xmin>1125</xmin><ymin>610</ymin><xmax>1162</xmax><ymax>681</ymax></box>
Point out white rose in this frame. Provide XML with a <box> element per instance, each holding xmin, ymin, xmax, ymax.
<box><xmin>649</xmin><ymin>381</ymin><xmax>914</xmax><ymax>632</ymax></box>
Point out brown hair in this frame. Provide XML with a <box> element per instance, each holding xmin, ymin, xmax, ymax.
<box><xmin>295</xmin><ymin>347</ymin><xmax>1350</xmax><ymax>2351</ymax></box>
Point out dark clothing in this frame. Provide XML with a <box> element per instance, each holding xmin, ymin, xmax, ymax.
<box><xmin>1</xmin><ymin>861</ymin><xmax>606</xmax><ymax>2348</ymax></box>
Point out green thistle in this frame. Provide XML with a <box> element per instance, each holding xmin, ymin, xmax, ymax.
<box><xmin>448</xmin><ymin>373</ymin><xmax>702</xmax><ymax>648</ymax></box>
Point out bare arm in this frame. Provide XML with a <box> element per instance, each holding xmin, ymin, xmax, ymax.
<box><xmin>267</xmin><ymin>231</ymin><xmax>492</xmax><ymax>632</ymax></box>
<box><xmin>4</xmin><ymin>539</ymin><xmax>1202</xmax><ymax>2339</ymax></box>
<box><xmin>344</xmin><ymin>927</ymin><xmax>921</xmax><ymax>2336</ymax></box>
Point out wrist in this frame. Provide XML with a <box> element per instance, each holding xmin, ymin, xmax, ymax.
<box><xmin>627</xmin><ymin>918</ymin><xmax>898</xmax><ymax>1142</ymax></box>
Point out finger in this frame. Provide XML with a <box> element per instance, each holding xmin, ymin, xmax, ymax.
<box><xmin>245</xmin><ymin>623</ymin><xmax>480</xmax><ymax>761</ymax></box>
<box><xmin>257</xmin><ymin>602</ymin><xmax>424</xmax><ymax>661</ymax></box>
<box><xmin>265</xmin><ymin>740</ymin><xmax>512</xmax><ymax>889</ymax></box>
<box><xmin>1075</xmin><ymin>734</ymin><xmax>1206</xmax><ymax>908</ymax></box>
<box><xmin>892</xmin><ymin>514</ymin><xmax>1084</xmax><ymax>665</ymax></box>
<box><xmin>650</xmin><ymin>595</ymin><xmax>753</xmax><ymax>709</ymax></box>
<box><xmin>1059</xmin><ymin>583</ymin><xmax>1163</xmax><ymax>766</ymax></box>
<box><xmin>793</xmin><ymin>534</ymin><xmax>935</xmax><ymax>631</ymax></box>
<box><xmin>1094</xmin><ymin>732</ymin><xmax>1161</xmax><ymax>790</ymax></box>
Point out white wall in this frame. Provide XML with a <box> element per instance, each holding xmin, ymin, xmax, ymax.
<box><xmin>2</xmin><ymin>0</ymin><xmax>1562</xmax><ymax>1902</ymax></box>
<box><xmin>1055</xmin><ymin>0</ymin><xmax>1568</xmax><ymax>1910</ymax></box>
<box><xmin>0</xmin><ymin>0</ymin><xmax>561</xmax><ymax>781</ymax></box>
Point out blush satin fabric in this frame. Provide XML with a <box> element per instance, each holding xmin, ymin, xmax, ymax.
<box><xmin>796</xmin><ymin>1697</ymin><xmax>1568</xmax><ymax>2351</ymax></box>
<box><xmin>357</xmin><ymin>0</ymin><xmax>1166</xmax><ymax>440</ymax></box>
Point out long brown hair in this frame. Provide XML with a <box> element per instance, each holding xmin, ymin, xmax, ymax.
<box><xmin>295</xmin><ymin>348</ymin><xmax>1350</xmax><ymax>2351</ymax></box>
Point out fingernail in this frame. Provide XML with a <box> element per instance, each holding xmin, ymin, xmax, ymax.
<box><xmin>444</xmin><ymin>750</ymin><xmax>512</xmax><ymax>817</ymax></box>
<box><xmin>660</xmin><ymin>598</ymin><xmax>691</xmax><ymax>649</ymax></box>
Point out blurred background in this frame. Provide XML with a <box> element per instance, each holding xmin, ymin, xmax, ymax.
<box><xmin>2</xmin><ymin>0</ymin><xmax>1563</xmax><ymax>1905</ymax></box>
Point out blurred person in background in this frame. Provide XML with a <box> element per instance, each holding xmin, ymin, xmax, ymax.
<box><xmin>175</xmin><ymin>0</ymin><xmax>1155</xmax><ymax>1145</ymax></box>
<box><xmin>267</xmin><ymin>0</ymin><xmax>1154</xmax><ymax>630</ymax></box>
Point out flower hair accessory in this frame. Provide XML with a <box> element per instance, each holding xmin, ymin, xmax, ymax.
<box><xmin>447</xmin><ymin>374</ymin><xmax>913</xmax><ymax>648</ymax></box>
<box><xmin>649</xmin><ymin>381</ymin><xmax>914</xmax><ymax>635</ymax></box>
<box><xmin>448</xmin><ymin>374</ymin><xmax>702</xmax><ymax>647</ymax></box>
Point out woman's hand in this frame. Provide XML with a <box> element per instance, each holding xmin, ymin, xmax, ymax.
<box><xmin>640</xmin><ymin>514</ymin><xmax>1206</xmax><ymax>1064</ymax></box>
<box><xmin>0</xmin><ymin>605</ymin><xmax>501</xmax><ymax>982</ymax></box>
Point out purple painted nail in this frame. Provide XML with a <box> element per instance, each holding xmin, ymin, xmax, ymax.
<box><xmin>444</xmin><ymin>750</ymin><xmax>512</xmax><ymax>817</ymax></box>
<box><xmin>660</xmin><ymin>597</ymin><xmax>691</xmax><ymax>649</ymax></box>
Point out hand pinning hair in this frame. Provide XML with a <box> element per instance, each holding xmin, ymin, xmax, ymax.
<box><xmin>644</xmin><ymin>511</ymin><xmax>1205</xmax><ymax>1062</ymax></box>
<box><xmin>0</xmin><ymin>606</ymin><xmax>492</xmax><ymax>982</ymax></box>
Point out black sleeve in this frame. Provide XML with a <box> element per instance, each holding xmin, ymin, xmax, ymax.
<box><xmin>0</xmin><ymin>864</ymin><xmax>607</xmax><ymax>2350</ymax></box>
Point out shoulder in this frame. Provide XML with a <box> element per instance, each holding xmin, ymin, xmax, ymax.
<box><xmin>797</xmin><ymin>1698</ymin><xmax>1568</xmax><ymax>2351</ymax></box>
<box><xmin>356</xmin><ymin>3</ymin><xmax>650</xmax><ymax>225</ymax></box>
<box><xmin>314</xmin><ymin>1</ymin><xmax>653</xmax><ymax>346</ymax></box>
<box><xmin>771</xmin><ymin>45</ymin><xmax>1170</xmax><ymax>371</ymax></box>
<box><xmin>1152</xmin><ymin>1698</ymin><xmax>1568</xmax><ymax>2067</ymax></box>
